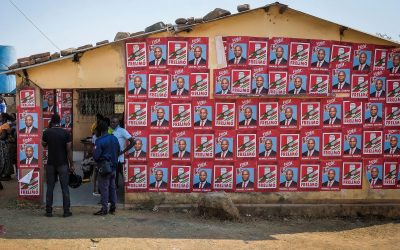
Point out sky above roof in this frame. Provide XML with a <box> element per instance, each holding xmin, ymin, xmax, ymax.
<box><xmin>0</xmin><ymin>0</ymin><xmax>398</xmax><ymax>59</ymax></box>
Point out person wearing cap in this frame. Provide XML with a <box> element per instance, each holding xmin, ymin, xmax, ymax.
<box><xmin>269</xmin><ymin>46</ymin><xmax>287</xmax><ymax>65</ymax></box>
<box><xmin>311</xmin><ymin>49</ymin><xmax>329</xmax><ymax>68</ymax></box>
<box><xmin>149</xmin><ymin>46</ymin><xmax>166</xmax><ymax>66</ymax></box>
<box><xmin>193</xmin><ymin>170</ymin><xmax>211</xmax><ymax>189</ymax></box>
<box><xmin>188</xmin><ymin>46</ymin><xmax>206</xmax><ymax>65</ymax></box>
<box><xmin>228</xmin><ymin>45</ymin><xmax>246</xmax><ymax>65</ymax></box>
<box><xmin>322</xmin><ymin>169</ymin><xmax>339</xmax><ymax>187</ymax></box>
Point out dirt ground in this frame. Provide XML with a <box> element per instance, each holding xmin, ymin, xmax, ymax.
<box><xmin>1</xmin><ymin>180</ymin><xmax>399</xmax><ymax>249</ymax></box>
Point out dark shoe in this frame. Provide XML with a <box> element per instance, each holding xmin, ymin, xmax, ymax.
<box><xmin>0</xmin><ymin>182</ymin><xmax>3</xmax><ymax>190</ymax></box>
<box><xmin>45</xmin><ymin>212</ymin><xmax>53</xmax><ymax>217</ymax></box>
<box><xmin>109</xmin><ymin>207</ymin><xmax>116</xmax><ymax>215</ymax></box>
<box><xmin>93</xmin><ymin>210</ymin><xmax>107</xmax><ymax>216</ymax></box>
<box><xmin>63</xmin><ymin>211</ymin><xmax>72</xmax><ymax>217</ymax></box>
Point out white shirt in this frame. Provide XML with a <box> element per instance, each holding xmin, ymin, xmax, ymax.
<box><xmin>234</xmin><ymin>57</ymin><xmax>242</xmax><ymax>64</ymax></box>
<box><xmin>242</xmin><ymin>180</ymin><xmax>249</xmax><ymax>188</ymax></box>
<box><xmin>156</xmin><ymin>119</ymin><xmax>164</xmax><ymax>126</ymax></box>
<box><xmin>285</xmin><ymin>180</ymin><xmax>292</xmax><ymax>187</ymax></box>
<box><xmin>112</xmin><ymin>126</ymin><xmax>132</xmax><ymax>163</ymax></box>
<box><xmin>25</xmin><ymin>157</ymin><xmax>33</xmax><ymax>164</ymax></box>
<box><xmin>285</xmin><ymin>118</ymin><xmax>292</xmax><ymax>126</ymax></box>
<box><xmin>134</xmin><ymin>150</ymin><xmax>142</xmax><ymax>157</ymax></box>
<box><xmin>307</xmin><ymin>150</ymin><xmax>314</xmax><ymax>157</ymax></box>
<box><xmin>329</xmin><ymin>117</ymin><xmax>336</xmax><ymax>124</ymax></box>
<box><xmin>134</xmin><ymin>87</ymin><xmax>142</xmax><ymax>95</ymax></box>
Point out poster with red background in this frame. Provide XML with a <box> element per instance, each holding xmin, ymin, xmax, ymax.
<box><xmin>193</xmin><ymin>133</ymin><xmax>214</xmax><ymax>159</ymax></box>
<box><xmin>288</xmin><ymin>67</ymin><xmax>308</xmax><ymax>95</ymax></box>
<box><xmin>214</xmin><ymin>68</ymin><xmax>233</xmax><ymax>97</ymax></box>
<box><xmin>215</xmin><ymin>102</ymin><xmax>236</xmax><ymax>128</ymax></box>
<box><xmin>309</xmin><ymin>71</ymin><xmax>330</xmax><ymax>95</ymax></box>
<box><xmin>17</xmin><ymin>108</ymin><xmax>40</xmax><ymax>137</ymax></box>
<box><xmin>320</xmin><ymin>160</ymin><xmax>341</xmax><ymax>191</ymax></box>
<box><xmin>268</xmin><ymin>70</ymin><xmax>288</xmax><ymax>95</ymax></box>
<box><xmin>248</xmin><ymin>37</ymin><xmax>268</xmax><ymax>66</ymax></box>
<box><xmin>236</xmin><ymin>133</ymin><xmax>257</xmax><ymax>159</ymax></box>
<box><xmin>322</xmin><ymin>98</ymin><xmax>342</xmax><ymax>129</ymax></box>
<box><xmin>258</xmin><ymin>130</ymin><xmax>279</xmax><ymax>161</ymax></box>
<box><xmin>269</xmin><ymin>37</ymin><xmax>290</xmax><ymax>68</ymax></box>
<box><xmin>383</xmin><ymin>161</ymin><xmax>399</xmax><ymax>189</ymax></box>
<box><xmin>383</xmin><ymin>129</ymin><xmax>400</xmax><ymax>158</ymax></box>
<box><xmin>225</xmin><ymin>36</ymin><xmax>249</xmax><ymax>66</ymax></box>
<box><xmin>258</xmin><ymin>101</ymin><xmax>279</xmax><ymax>127</ymax></box>
<box><xmin>126</xmin><ymin>163</ymin><xmax>147</xmax><ymax>192</ymax></box>
<box><xmin>192</xmin><ymin>160</ymin><xmax>213</xmax><ymax>192</ymax></box>
<box><xmin>363</xmin><ymin>130</ymin><xmax>383</xmax><ymax>156</ymax></box>
<box><xmin>351</xmin><ymin>73</ymin><xmax>369</xmax><ymax>99</ymax></box>
<box><xmin>364</xmin><ymin>158</ymin><xmax>384</xmax><ymax>189</ymax></box>
<box><xmin>126</xmin><ymin>39</ymin><xmax>147</xmax><ymax>68</ymax></box>
<box><xmin>171</xmin><ymin>102</ymin><xmax>192</xmax><ymax>128</ymax></box>
<box><xmin>322</xmin><ymin>131</ymin><xmax>342</xmax><ymax>159</ymax></box>
<box><xmin>300</xmin><ymin>101</ymin><xmax>321</xmax><ymax>128</ymax></box>
<box><xmin>187</xmin><ymin>37</ymin><xmax>208</xmax><ymax>68</ymax></box>
<box><xmin>386</xmin><ymin>78</ymin><xmax>400</xmax><ymax>103</ymax></box>
<box><xmin>193</xmin><ymin>99</ymin><xmax>214</xmax><ymax>131</ymax></box>
<box><xmin>386</xmin><ymin>48</ymin><xmax>400</xmax><ymax>75</ymax></box>
<box><xmin>148</xmin><ymin>160</ymin><xmax>169</xmax><ymax>192</ymax></box>
<box><xmin>170</xmin><ymin>164</ymin><xmax>191</xmax><ymax>192</ymax></box>
<box><xmin>289</xmin><ymin>39</ymin><xmax>311</xmax><ymax>67</ymax></box>
<box><xmin>310</xmin><ymin>39</ymin><xmax>332</xmax><ymax>70</ymax></box>
<box><xmin>257</xmin><ymin>163</ymin><xmax>278</xmax><ymax>191</ymax></box>
<box><xmin>299</xmin><ymin>163</ymin><xmax>320</xmax><ymax>191</ymax></box>
<box><xmin>331</xmin><ymin>65</ymin><xmax>352</xmax><ymax>94</ymax></box>
<box><xmin>213</xmin><ymin>164</ymin><xmax>234</xmax><ymax>191</ymax></box>
<box><xmin>363</xmin><ymin>101</ymin><xmax>384</xmax><ymax>129</ymax></box>
<box><xmin>343</xmin><ymin>99</ymin><xmax>363</xmax><ymax>125</ymax></box>
<box><xmin>170</xmin><ymin>68</ymin><xmax>191</xmax><ymax>100</ymax></box>
<box><xmin>300</xmin><ymin>129</ymin><xmax>321</xmax><ymax>160</ymax></box>
<box><xmin>278</xmin><ymin>160</ymin><xmax>299</xmax><ymax>192</ymax></box>
<box><xmin>147</xmin><ymin>71</ymin><xmax>169</xmax><ymax>99</ymax></box>
<box><xmin>330</xmin><ymin>42</ymin><xmax>353</xmax><ymax>68</ymax></box>
<box><xmin>373</xmin><ymin>46</ymin><xmax>390</xmax><ymax>71</ymax></box>
<box><xmin>369</xmin><ymin>70</ymin><xmax>387</xmax><ymax>101</ymax></box>
<box><xmin>231</xmin><ymin>68</ymin><xmax>252</xmax><ymax>95</ymax></box>
<box><xmin>189</xmin><ymin>69</ymin><xmax>210</xmax><ymax>98</ymax></box>
<box><xmin>342</xmin><ymin>161</ymin><xmax>363</xmax><ymax>189</ymax></box>
<box><xmin>237</xmin><ymin>98</ymin><xmax>258</xmax><ymax>130</ymax></box>
<box><xmin>18</xmin><ymin>169</ymin><xmax>41</xmax><ymax>197</ymax></box>
<box><xmin>352</xmin><ymin>43</ymin><xmax>374</xmax><ymax>73</ymax></box>
<box><xmin>214</xmin><ymin>130</ymin><xmax>235</xmax><ymax>161</ymax></box>
<box><xmin>167</xmin><ymin>38</ymin><xmax>188</xmax><ymax>67</ymax></box>
<box><xmin>148</xmin><ymin>133</ymin><xmax>170</xmax><ymax>159</ymax></box>
<box><xmin>384</xmin><ymin>104</ymin><xmax>400</xmax><ymax>127</ymax></box>
<box><xmin>127</xmin><ymin>130</ymin><xmax>148</xmax><ymax>162</ymax></box>
<box><xmin>235</xmin><ymin>160</ymin><xmax>256</xmax><ymax>192</ymax></box>
<box><xmin>19</xmin><ymin>88</ymin><xmax>36</xmax><ymax>109</ymax></box>
<box><xmin>279</xmin><ymin>132</ymin><xmax>300</xmax><ymax>159</ymax></box>
<box><xmin>251</xmin><ymin>66</ymin><xmax>269</xmax><ymax>95</ymax></box>
<box><xmin>18</xmin><ymin>137</ymin><xmax>41</xmax><ymax>169</ymax></box>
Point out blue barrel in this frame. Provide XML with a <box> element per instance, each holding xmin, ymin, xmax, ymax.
<box><xmin>0</xmin><ymin>45</ymin><xmax>17</xmax><ymax>94</ymax></box>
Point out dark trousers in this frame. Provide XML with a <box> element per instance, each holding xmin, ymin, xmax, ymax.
<box><xmin>115</xmin><ymin>162</ymin><xmax>123</xmax><ymax>188</ymax></box>
<box><xmin>46</xmin><ymin>164</ymin><xmax>70</xmax><ymax>213</ymax></box>
<box><xmin>98</xmin><ymin>171</ymin><xmax>117</xmax><ymax>212</ymax></box>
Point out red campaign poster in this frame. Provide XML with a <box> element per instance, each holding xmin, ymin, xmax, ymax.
<box><xmin>309</xmin><ymin>71</ymin><xmax>330</xmax><ymax>95</ymax></box>
<box><xmin>18</xmin><ymin>137</ymin><xmax>41</xmax><ymax>169</ymax></box>
<box><xmin>126</xmin><ymin>39</ymin><xmax>147</xmax><ymax>68</ymax></box>
<box><xmin>126</xmin><ymin>71</ymin><xmax>148</xmax><ymax>98</ymax></box>
<box><xmin>373</xmin><ymin>46</ymin><xmax>390</xmax><ymax>71</ymax></box>
<box><xmin>148</xmin><ymin>133</ymin><xmax>170</xmax><ymax>159</ymax></box>
<box><xmin>193</xmin><ymin>99</ymin><xmax>214</xmax><ymax>131</ymax></box>
<box><xmin>213</xmin><ymin>164</ymin><xmax>234</xmax><ymax>191</ymax></box>
<box><xmin>364</xmin><ymin>158</ymin><xmax>384</xmax><ymax>189</ymax></box>
<box><xmin>126</xmin><ymin>162</ymin><xmax>147</xmax><ymax>192</ymax></box>
<box><xmin>147</xmin><ymin>37</ymin><xmax>167</xmax><ymax>68</ymax></box>
<box><xmin>258</xmin><ymin>130</ymin><xmax>279</xmax><ymax>161</ymax></box>
<box><xmin>187</xmin><ymin>37</ymin><xmax>208</xmax><ymax>68</ymax></box>
<box><xmin>288</xmin><ymin>68</ymin><xmax>308</xmax><ymax>95</ymax></box>
<box><xmin>269</xmin><ymin>37</ymin><xmax>290</xmax><ymax>68</ymax></box>
<box><xmin>352</xmin><ymin>43</ymin><xmax>374</xmax><ymax>72</ymax></box>
<box><xmin>386</xmin><ymin>78</ymin><xmax>400</xmax><ymax>103</ymax></box>
<box><xmin>322</xmin><ymin>131</ymin><xmax>342</xmax><ymax>158</ymax></box>
<box><xmin>61</xmin><ymin>109</ymin><xmax>73</xmax><ymax>130</ymax></box>
<box><xmin>189</xmin><ymin>69</ymin><xmax>210</xmax><ymax>98</ymax></box>
<box><xmin>17</xmin><ymin>108</ymin><xmax>40</xmax><ymax>137</ymax></box>
<box><xmin>300</xmin><ymin>129</ymin><xmax>321</xmax><ymax>160</ymax></box>
<box><xmin>383</xmin><ymin>161</ymin><xmax>398</xmax><ymax>189</ymax></box>
<box><xmin>331</xmin><ymin>66</ymin><xmax>352</xmax><ymax>94</ymax></box>
<box><xmin>214</xmin><ymin>130</ymin><xmax>235</xmax><ymax>161</ymax></box>
<box><xmin>235</xmin><ymin>160</ymin><xmax>256</xmax><ymax>192</ymax></box>
<box><xmin>383</xmin><ymin>129</ymin><xmax>400</xmax><ymax>158</ymax></box>
<box><xmin>126</xmin><ymin>101</ymin><xmax>148</xmax><ymax>129</ymax></box>
<box><xmin>60</xmin><ymin>90</ymin><xmax>73</xmax><ymax>109</ymax></box>
<box><xmin>214</xmin><ymin>68</ymin><xmax>233</xmax><ymax>97</ymax></box>
<box><xmin>148</xmin><ymin>160</ymin><xmax>169</xmax><ymax>192</ymax></box>
<box><xmin>257</xmin><ymin>163</ymin><xmax>278</xmax><ymax>191</ymax></box>
<box><xmin>289</xmin><ymin>39</ymin><xmax>311</xmax><ymax>67</ymax></box>
<box><xmin>342</xmin><ymin>127</ymin><xmax>363</xmax><ymax>158</ymax></box>
<box><xmin>299</xmin><ymin>163</ymin><xmax>320</xmax><ymax>191</ymax></box>
<box><xmin>147</xmin><ymin>71</ymin><xmax>169</xmax><ymax>99</ymax></box>
<box><xmin>330</xmin><ymin>42</ymin><xmax>353</xmax><ymax>68</ymax></box>
<box><xmin>231</xmin><ymin>68</ymin><xmax>252</xmax><ymax>95</ymax></box>
<box><xmin>278</xmin><ymin>99</ymin><xmax>299</xmax><ymax>129</ymax></box>
<box><xmin>268</xmin><ymin>70</ymin><xmax>288</xmax><ymax>95</ymax></box>
<box><xmin>342</xmin><ymin>161</ymin><xmax>363</xmax><ymax>189</ymax></box>
<box><xmin>215</xmin><ymin>102</ymin><xmax>235</xmax><ymax>128</ymax></box>
<box><xmin>384</xmin><ymin>104</ymin><xmax>400</xmax><ymax>127</ymax></box>
<box><xmin>300</xmin><ymin>101</ymin><xmax>321</xmax><ymax>128</ymax></box>
<box><xmin>351</xmin><ymin>73</ymin><xmax>370</xmax><ymax>99</ymax></box>
<box><xmin>236</xmin><ymin>133</ymin><xmax>257</xmax><ymax>159</ymax></box>
<box><xmin>171</xmin><ymin>130</ymin><xmax>192</xmax><ymax>161</ymax></box>
<box><xmin>363</xmin><ymin>130</ymin><xmax>383</xmax><ymax>156</ymax></box>
<box><xmin>386</xmin><ymin>48</ymin><xmax>400</xmax><ymax>75</ymax></box>
<box><xmin>148</xmin><ymin>101</ymin><xmax>169</xmax><ymax>131</ymax></box>
<box><xmin>170</xmin><ymin>68</ymin><xmax>190</xmax><ymax>100</ymax></box>
<box><xmin>42</xmin><ymin>89</ymin><xmax>56</xmax><ymax>114</ymax></box>
<box><xmin>18</xmin><ymin>168</ymin><xmax>41</xmax><ymax>197</ymax></box>
<box><xmin>320</xmin><ymin>160</ymin><xmax>341</xmax><ymax>191</ymax></box>
<box><xmin>279</xmin><ymin>132</ymin><xmax>300</xmax><ymax>159</ymax></box>
<box><xmin>369</xmin><ymin>70</ymin><xmax>387</xmax><ymax>101</ymax></box>
<box><xmin>343</xmin><ymin>99</ymin><xmax>363</xmax><ymax>125</ymax></box>
<box><xmin>237</xmin><ymin>98</ymin><xmax>258</xmax><ymax>130</ymax></box>
<box><xmin>193</xmin><ymin>133</ymin><xmax>214</xmax><ymax>159</ymax></box>
<box><xmin>248</xmin><ymin>37</ymin><xmax>268</xmax><ymax>66</ymax></box>
<box><xmin>127</xmin><ymin>130</ymin><xmax>147</xmax><ymax>161</ymax></box>
<box><xmin>43</xmin><ymin>116</ymin><xmax>51</xmax><ymax>130</ymax></box>
<box><xmin>170</xmin><ymin>164</ymin><xmax>191</xmax><ymax>192</ymax></box>
<box><xmin>278</xmin><ymin>160</ymin><xmax>299</xmax><ymax>192</ymax></box>
<box><xmin>19</xmin><ymin>88</ymin><xmax>36</xmax><ymax>109</ymax></box>
<box><xmin>192</xmin><ymin>160</ymin><xmax>213</xmax><ymax>192</ymax></box>
<box><xmin>258</xmin><ymin>101</ymin><xmax>279</xmax><ymax>127</ymax></box>
<box><xmin>225</xmin><ymin>36</ymin><xmax>249</xmax><ymax>66</ymax></box>
<box><xmin>363</xmin><ymin>101</ymin><xmax>384</xmax><ymax>128</ymax></box>
<box><xmin>42</xmin><ymin>149</ymin><xmax>48</xmax><ymax>165</ymax></box>
<box><xmin>322</xmin><ymin>98</ymin><xmax>342</xmax><ymax>128</ymax></box>
<box><xmin>310</xmin><ymin>39</ymin><xmax>332</xmax><ymax>70</ymax></box>
<box><xmin>171</xmin><ymin>102</ymin><xmax>192</xmax><ymax>128</ymax></box>
<box><xmin>251</xmin><ymin>66</ymin><xmax>269</xmax><ymax>95</ymax></box>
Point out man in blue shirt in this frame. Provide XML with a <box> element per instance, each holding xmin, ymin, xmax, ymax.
<box><xmin>93</xmin><ymin>119</ymin><xmax>120</xmax><ymax>215</ymax></box>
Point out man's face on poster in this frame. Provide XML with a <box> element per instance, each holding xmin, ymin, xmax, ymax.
<box><xmin>221</xmin><ymin>78</ymin><xmax>229</xmax><ymax>90</ymax></box>
<box><xmin>285</xmin><ymin>169</ymin><xmax>293</xmax><ymax>181</ymax></box>
<box><xmin>371</xmin><ymin>167</ymin><xmax>379</xmax><ymax>179</ymax></box>
<box><xmin>390</xmin><ymin>136</ymin><xmax>398</xmax><ymax>148</ymax></box>
<box><xmin>221</xmin><ymin>139</ymin><xmax>229</xmax><ymax>151</ymax></box>
<box><xmin>393</xmin><ymin>55</ymin><xmax>400</xmax><ymax>67</ymax></box>
<box><xmin>276</xmin><ymin>46</ymin><xmax>284</xmax><ymax>59</ymax></box>
<box><xmin>328</xmin><ymin>107</ymin><xmax>337</xmax><ymax>119</ymax></box>
<box><xmin>241</xmin><ymin>170</ymin><xmax>250</xmax><ymax>182</ymax></box>
<box><xmin>349</xmin><ymin>137</ymin><xmax>357</xmax><ymax>149</ymax></box>
<box><xmin>244</xmin><ymin>107</ymin><xmax>252</xmax><ymax>120</ymax></box>
<box><xmin>194</xmin><ymin>46</ymin><xmax>202</xmax><ymax>59</ymax></box>
<box><xmin>317</xmin><ymin>49</ymin><xmax>325</xmax><ymax>61</ymax></box>
<box><xmin>156</xmin><ymin>108</ymin><xmax>165</xmax><ymax>120</ymax></box>
<box><xmin>176</xmin><ymin>77</ymin><xmax>185</xmax><ymax>89</ymax></box>
<box><xmin>294</xmin><ymin>77</ymin><xmax>302</xmax><ymax>89</ymax></box>
<box><xmin>47</xmin><ymin>95</ymin><xmax>54</xmax><ymax>106</ymax></box>
<box><xmin>65</xmin><ymin>115</ymin><xmax>71</xmax><ymax>124</ymax></box>
<box><xmin>327</xmin><ymin>169</ymin><xmax>336</xmax><ymax>181</ymax></box>
<box><xmin>199</xmin><ymin>108</ymin><xmax>208</xmax><ymax>120</ymax></box>
<box><xmin>155</xmin><ymin>170</ymin><xmax>163</xmax><ymax>182</ymax></box>
<box><xmin>338</xmin><ymin>71</ymin><xmax>346</xmax><ymax>83</ymax></box>
<box><xmin>234</xmin><ymin>45</ymin><xmax>242</xmax><ymax>58</ymax></box>
<box><xmin>359</xmin><ymin>52</ymin><xmax>367</xmax><ymax>65</ymax></box>
<box><xmin>370</xmin><ymin>105</ymin><xmax>378</xmax><ymax>117</ymax></box>
<box><xmin>375</xmin><ymin>79</ymin><xmax>383</xmax><ymax>91</ymax></box>
<box><xmin>154</xmin><ymin>47</ymin><xmax>163</xmax><ymax>60</ymax></box>
<box><xmin>134</xmin><ymin>139</ymin><xmax>143</xmax><ymax>151</ymax></box>
<box><xmin>265</xmin><ymin>139</ymin><xmax>272</xmax><ymax>151</ymax></box>
<box><xmin>307</xmin><ymin>139</ymin><xmax>315</xmax><ymax>151</ymax></box>
<box><xmin>25</xmin><ymin>146</ymin><xmax>34</xmax><ymax>158</ymax></box>
<box><xmin>199</xmin><ymin>170</ymin><xmax>207</xmax><ymax>182</ymax></box>
<box><xmin>134</xmin><ymin>76</ymin><xmax>142</xmax><ymax>88</ymax></box>
<box><xmin>284</xmin><ymin>107</ymin><xmax>293</xmax><ymax>119</ymax></box>
<box><xmin>25</xmin><ymin>115</ymin><xmax>33</xmax><ymax>128</ymax></box>
<box><xmin>255</xmin><ymin>76</ymin><xmax>264</xmax><ymax>88</ymax></box>
<box><xmin>178</xmin><ymin>139</ymin><xmax>187</xmax><ymax>151</ymax></box>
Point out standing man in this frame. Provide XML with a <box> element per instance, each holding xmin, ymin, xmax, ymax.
<box><xmin>110</xmin><ymin>116</ymin><xmax>135</xmax><ymax>189</ymax></box>
<box><xmin>42</xmin><ymin>114</ymin><xmax>74</xmax><ymax>217</ymax></box>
